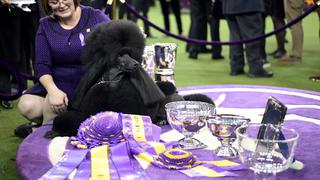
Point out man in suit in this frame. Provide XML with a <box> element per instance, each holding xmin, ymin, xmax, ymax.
<box><xmin>222</xmin><ymin>0</ymin><xmax>273</xmax><ymax>77</ymax></box>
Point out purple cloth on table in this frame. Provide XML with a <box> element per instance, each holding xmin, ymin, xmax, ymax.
<box><xmin>16</xmin><ymin>85</ymin><xmax>320</xmax><ymax>180</ymax></box>
<box><xmin>24</xmin><ymin>5</ymin><xmax>110</xmax><ymax>99</ymax></box>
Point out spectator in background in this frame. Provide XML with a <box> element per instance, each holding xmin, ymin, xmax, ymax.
<box><xmin>268</xmin><ymin>0</ymin><xmax>287</xmax><ymax>59</ymax></box>
<box><xmin>222</xmin><ymin>0</ymin><xmax>273</xmax><ymax>77</ymax></box>
<box><xmin>187</xmin><ymin>0</ymin><xmax>212</xmax><ymax>59</ymax></box>
<box><xmin>306</xmin><ymin>0</ymin><xmax>320</xmax><ymax>81</ymax></box>
<box><xmin>0</xmin><ymin>0</ymin><xmax>41</xmax><ymax>109</ymax></box>
<box><xmin>159</xmin><ymin>0</ymin><xmax>183</xmax><ymax>35</ymax></box>
<box><xmin>15</xmin><ymin>0</ymin><xmax>110</xmax><ymax>138</ymax></box>
<box><xmin>131</xmin><ymin>0</ymin><xmax>153</xmax><ymax>37</ymax></box>
<box><xmin>280</xmin><ymin>0</ymin><xmax>304</xmax><ymax>64</ymax></box>
<box><xmin>210</xmin><ymin>0</ymin><xmax>224</xmax><ymax>60</ymax></box>
<box><xmin>118</xmin><ymin>0</ymin><xmax>131</xmax><ymax>20</ymax></box>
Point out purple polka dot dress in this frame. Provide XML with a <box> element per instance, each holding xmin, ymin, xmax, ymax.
<box><xmin>25</xmin><ymin>6</ymin><xmax>110</xmax><ymax>100</ymax></box>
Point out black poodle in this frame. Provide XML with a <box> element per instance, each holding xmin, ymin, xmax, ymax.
<box><xmin>46</xmin><ymin>20</ymin><xmax>184</xmax><ymax>137</ymax></box>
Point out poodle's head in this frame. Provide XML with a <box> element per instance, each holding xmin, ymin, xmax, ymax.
<box><xmin>82</xmin><ymin>20</ymin><xmax>146</xmax><ymax>67</ymax></box>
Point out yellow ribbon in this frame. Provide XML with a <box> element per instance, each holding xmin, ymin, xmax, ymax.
<box><xmin>202</xmin><ymin>160</ymin><xmax>240</xmax><ymax>167</ymax></box>
<box><xmin>182</xmin><ymin>166</ymin><xmax>225</xmax><ymax>178</ymax></box>
<box><xmin>90</xmin><ymin>145</ymin><xmax>110</xmax><ymax>180</ymax></box>
<box><xmin>131</xmin><ymin>115</ymin><xmax>147</xmax><ymax>142</ymax></box>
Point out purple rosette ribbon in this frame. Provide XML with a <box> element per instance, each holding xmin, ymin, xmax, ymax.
<box><xmin>153</xmin><ymin>148</ymin><xmax>200</xmax><ymax>170</ymax></box>
<box><xmin>70</xmin><ymin>111</ymin><xmax>125</xmax><ymax>149</ymax></box>
<box><xmin>70</xmin><ymin>111</ymin><xmax>158</xmax><ymax>149</ymax></box>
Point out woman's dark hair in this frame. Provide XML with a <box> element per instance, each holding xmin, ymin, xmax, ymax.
<box><xmin>41</xmin><ymin>0</ymin><xmax>80</xmax><ymax>15</ymax></box>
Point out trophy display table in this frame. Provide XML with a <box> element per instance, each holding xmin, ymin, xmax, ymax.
<box><xmin>16</xmin><ymin>85</ymin><xmax>320</xmax><ymax>180</ymax></box>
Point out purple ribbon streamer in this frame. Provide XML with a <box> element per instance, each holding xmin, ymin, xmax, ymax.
<box><xmin>39</xmin><ymin>149</ymin><xmax>89</xmax><ymax>180</ymax></box>
<box><xmin>73</xmin><ymin>159</ymin><xmax>91</xmax><ymax>180</ymax></box>
<box><xmin>121</xmin><ymin>114</ymin><xmax>154</xmax><ymax>141</ymax></box>
<box><xmin>110</xmin><ymin>141</ymin><xmax>150</xmax><ymax>179</ymax></box>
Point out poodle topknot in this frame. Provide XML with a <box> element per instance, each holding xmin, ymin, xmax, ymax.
<box><xmin>81</xmin><ymin>20</ymin><xmax>146</xmax><ymax>68</ymax></box>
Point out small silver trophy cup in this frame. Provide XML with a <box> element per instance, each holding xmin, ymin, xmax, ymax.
<box><xmin>206</xmin><ymin>114</ymin><xmax>250</xmax><ymax>158</ymax></box>
<box><xmin>165</xmin><ymin>101</ymin><xmax>216</xmax><ymax>150</ymax></box>
<box><xmin>141</xmin><ymin>45</ymin><xmax>156</xmax><ymax>79</ymax></box>
<box><xmin>154</xmin><ymin>43</ymin><xmax>177</xmax><ymax>84</ymax></box>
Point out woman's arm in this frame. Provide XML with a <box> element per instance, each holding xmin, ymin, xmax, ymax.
<box><xmin>35</xmin><ymin>21</ymin><xmax>68</xmax><ymax>113</ymax></box>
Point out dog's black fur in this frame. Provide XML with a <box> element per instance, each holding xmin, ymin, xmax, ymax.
<box><xmin>46</xmin><ymin>20</ymin><xmax>184</xmax><ymax>137</ymax></box>
<box><xmin>45</xmin><ymin>20</ymin><xmax>215</xmax><ymax>138</ymax></box>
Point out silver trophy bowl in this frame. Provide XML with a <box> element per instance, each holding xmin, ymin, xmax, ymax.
<box><xmin>165</xmin><ymin>101</ymin><xmax>216</xmax><ymax>150</ymax></box>
<box><xmin>206</xmin><ymin>114</ymin><xmax>250</xmax><ymax>158</ymax></box>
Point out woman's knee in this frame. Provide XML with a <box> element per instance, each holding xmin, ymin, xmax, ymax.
<box><xmin>18</xmin><ymin>95</ymin><xmax>44</xmax><ymax>120</ymax></box>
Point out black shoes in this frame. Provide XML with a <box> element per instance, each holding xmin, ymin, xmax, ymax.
<box><xmin>199</xmin><ymin>47</ymin><xmax>211</xmax><ymax>53</ymax></box>
<box><xmin>273</xmin><ymin>50</ymin><xmax>286</xmax><ymax>59</ymax></box>
<box><xmin>189</xmin><ymin>51</ymin><xmax>198</xmax><ymax>59</ymax></box>
<box><xmin>1</xmin><ymin>100</ymin><xmax>13</xmax><ymax>109</ymax></box>
<box><xmin>212</xmin><ymin>55</ymin><xmax>224</xmax><ymax>60</ymax></box>
<box><xmin>262</xmin><ymin>59</ymin><xmax>271</xmax><ymax>68</ymax></box>
<box><xmin>268</xmin><ymin>49</ymin><xmax>286</xmax><ymax>59</ymax></box>
<box><xmin>248</xmin><ymin>70</ymin><xmax>273</xmax><ymax>78</ymax></box>
<box><xmin>14</xmin><ymin>122</ymin><xmax>41</xmax><ymax>138</ymax></box>
<box><xmin>230</xmin><ymin>69</ymin><xmax>245</xmax><ymax>76</ymax></box>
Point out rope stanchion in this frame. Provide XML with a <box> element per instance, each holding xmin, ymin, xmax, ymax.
<box><xmin>0</xmin><ymin>59</ymin><xmax>35</xmax><ymax>101</ymax></box>
<box><xmin>124</xmin><ymin>2</ymin><xmax>319</xmax><ymax>46</ymax></box>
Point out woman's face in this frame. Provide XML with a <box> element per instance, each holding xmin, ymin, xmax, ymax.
<box><xmin>48</xmin><ymin>0</ymin><xmax>76</xmax><ymax>19</ymax></box>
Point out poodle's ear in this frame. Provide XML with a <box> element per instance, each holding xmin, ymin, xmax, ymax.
<box><xmin>183</xmin><ymin>94</ymin><xmax>215</xmax><ymax>105</ymax></box>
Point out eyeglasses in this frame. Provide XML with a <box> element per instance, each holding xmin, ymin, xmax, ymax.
<box><xmin>48</xmin><ymin>0</ymin><xmax>70</xmax><ymax>6</ymax></box>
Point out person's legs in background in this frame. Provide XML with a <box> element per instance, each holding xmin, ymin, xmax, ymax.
<box><xmin>210</xmin><ymin>0</ymin><xmax>224</xmax><ymax>60</ymax></box>
<box><xmin>0</xmin><ymin>6</ymin><xmax>24</xmax><ymax>109</ymax></box>
<box><xmin>269</xmin><ymin>0</ymin><xmax>286</xmax><ymax>59</ymax></box>
<box><xmin>225</xmin><ymin>15</ymin><xmax>245</xmax><ymax>76</ymax></box>
<box><xmin>159</xmin><ymin>0</ymin><xmax>170</xmax><ymax>33</ymax></box>
<box><xmin>187</xmin><ymin>0</ymin><xmax>210</xmax><ymax>59</ymax></box>
<box><xmin>170</xmin><ymin>0</ymin><xmax>183</xmax><ymax>35</ymax></box>
<box><xmin>234</xmin><ymin>13</ymin><xmax>273</xmax><ymax>77</ymax></box>
<box><xmin>280</xmin><ymin>0</ymin><xmax>304</xmax><ymax>64</ymax></box>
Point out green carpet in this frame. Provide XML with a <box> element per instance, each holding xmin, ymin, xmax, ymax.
<box><xmin>0</xmin><ymin>3</ymin><xmax>319</xmax><ymax>180</ymax></box>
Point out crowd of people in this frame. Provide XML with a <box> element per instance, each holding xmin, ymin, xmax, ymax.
<box><xmin>0</xmin><ymin>0</ymin><xmax>317</xmax><ymax>138</ymax></box>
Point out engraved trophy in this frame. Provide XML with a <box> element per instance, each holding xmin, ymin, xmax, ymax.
<box><xmin>141</xmin><ymin>45</ymin><xmax>155</xmax><ymax>79</ymax></box>
<box><xmin>206</xmin><ymin>114</ymin><xmax>250</xmax><ymax>158</ymax></box>
<box><xmin>236</xmin><ymin>124</ymin><xmax>299</xmax><ymax>180</ymax></box>
<box><xmin>154</xmin><ymin>43</ymin><xmax>177</xmax><ymax>84</ymax></box>
<box><xmin>165</xmin><ymin>101</ymin><xmax>216</xmax><ymax>150</ymax></box>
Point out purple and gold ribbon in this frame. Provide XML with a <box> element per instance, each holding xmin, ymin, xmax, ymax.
<box><xmin>71</xmin><ymin>111</ymin><xmax>156</xmax><ymax>149</ymax></box>
<box><xmin>122</xmin><ymin>114</ymin><xmax>154</xmax><ymax>142</ymax></box>
<box><xmin>130</xmin><ymin>143</ymin><xmax>242</xmax><ymax>178</ymax></box>
<box><xmin>110</xmin><ymin>141</ymin><xmax>150</xmax><ymax>179</ymax></box>
<box><xmin>39</xmin><ymin>149</ymin><xmax>89</xmax><ymax>180</ymax></box>
<box><xmin>90</xmin><ymin>145</ymin><xmax>110</xmax><ymax>180</ymax></box>
<box><xmin>180</xmin><ymin>163</ymin><xmax>237</xmax><ymax>178</ymax></box>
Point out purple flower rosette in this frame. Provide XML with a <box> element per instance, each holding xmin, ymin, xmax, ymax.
<box><xmin>153</xmin><ymin>149</ymin><xmax>200</xmax><ymax>170</ymax></box>
<box><xmin>70</xmin><ymin>111</ymin><xmax>125</xmax><ymax>149</ymax></box>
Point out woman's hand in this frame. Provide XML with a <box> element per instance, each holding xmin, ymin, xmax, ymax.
<box><xmin>47</xmin><ymin>88</ymin><xmax>69</xmax><ymax>114</ymax></box>
<box><xmin>39</xmin><ymin>74</ymin><xmax>69</xmax><ymax>114</ymax></box>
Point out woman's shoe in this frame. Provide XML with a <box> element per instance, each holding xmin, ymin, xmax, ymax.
<box><xmin>1</xmin><ymin>100</ymin><xmax>13</xmax><ymax>109</ymax></box>
<box><xmin>14</xmin><ymin>123</ymin><xmax>41</xmax><ymax>138</ymax></box>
